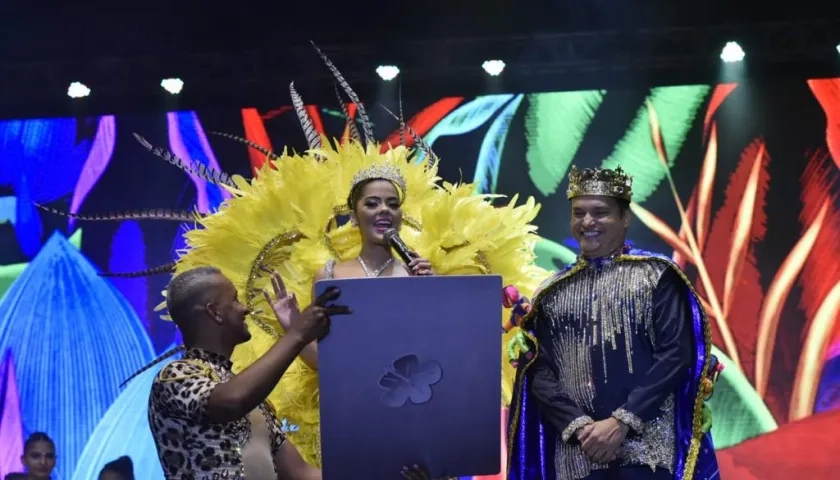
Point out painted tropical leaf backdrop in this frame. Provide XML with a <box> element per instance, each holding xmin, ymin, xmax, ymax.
<box><xmin>0</xmin><ymin>78</ymin><xmax>837</xmax><ymax>480</ymax></box>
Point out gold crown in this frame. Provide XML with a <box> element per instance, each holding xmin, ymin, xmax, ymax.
<box><xmin>566</xmin><ymin>165</ymin><xmax>633</xmax><ymax>202</ymax></box>
<box><xmin>351</xmin><ymin>162</ymin><xmax>408</xmax><ymax>196</ymax></box>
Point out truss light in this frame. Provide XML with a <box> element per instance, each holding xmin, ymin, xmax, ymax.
<box><xmin>482</xmin><ymin>60</ymin><xmax>505</xmax><ymax>76</ymax></box>
<box><xmin>720</xmin><ymin>42</ymin><xmax>745</xmax><ymax>63</ymax></box>
<box><xmin>67</xmin><ymin>82</ymin><xmax>90</xmax><ymax>98</ymax></box>
<box><xmin>161</xmin><ymin>78</ymin><xmax>184</xmax><ymax>95</ymax></box>
<box><xmin>375</xmin><ymin>65</ymin><xmax>399</xmax><ymax>81</ymax></box>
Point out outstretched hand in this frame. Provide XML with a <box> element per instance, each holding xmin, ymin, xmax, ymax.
<box><xmin>292</xmin><ymin>287</ymin><xmax>352</xmax><ymax>343</ymax></box>
<box><xmin>262</xmin><ymin>271</ymin><xmax>299</xmax><ymax>332</ymax></box>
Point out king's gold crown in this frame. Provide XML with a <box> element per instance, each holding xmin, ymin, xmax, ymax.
<box><xmin>351</xmin><ymin>162</ymin><xmax>408</xmax><ymax>196</ymax></box>
<box><xmin>566</xmin><ymin>165</ymin><xmax>633</xmax><ymax>202</ymax></box>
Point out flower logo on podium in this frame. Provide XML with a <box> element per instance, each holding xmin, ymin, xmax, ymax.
<box><xmin>378</xmin><ymin>354</ymin><xmax>443</xmax><ymax>408</ymax></box>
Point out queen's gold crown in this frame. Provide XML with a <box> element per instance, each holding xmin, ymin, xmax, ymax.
<box><xmin>566</xmin><ymin>165</ymin><xmax>633</xmax><ymax>202</ymax></box>
<box><xmin>351</xmin><ymin>162</ymin><xmax>408</xmax><ymax>196</ymax></box>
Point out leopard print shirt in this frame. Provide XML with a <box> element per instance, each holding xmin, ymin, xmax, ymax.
<box><xmin>148</xmin><ymin>348</ymin><xmax>287</xmax><ymax>480</ymax></box>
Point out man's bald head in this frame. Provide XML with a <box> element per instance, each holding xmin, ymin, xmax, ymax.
<box><xmin>166</xmin><ymin>266</ymin><xmax>225</xmax><ymax>330</ymax></box>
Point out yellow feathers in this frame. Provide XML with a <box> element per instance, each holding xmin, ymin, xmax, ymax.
<box><xmin>169</xmin><ymin>139</ymin><xmax>549</xmax><ymax>466</ymax></box>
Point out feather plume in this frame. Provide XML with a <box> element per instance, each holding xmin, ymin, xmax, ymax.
<box><xmin>36</xmin><ymin>204</ymin><xmax>198</xmax><ymax>223</ymax></box>
<box><xmin>99</xmin><ymin>261</ymin><xmax>177</xmax><ymax>278</ymax></box>
<box><xmin>208</xmin><ymin>131</ymin><xmax>279</xmax><ymax>160</ymax></box>
<box><xmin>335</xmin><ymin>84</ymin><xmax>360</xmax><ymax>143</ymax></box>
<box><xmin>133</xmin><ymin>133</ymin><xmax>236</xmax><ymax>188</ymax></box>
<box><xmin>398</xmin><ymin>84</ymin><xmax>406</xmax><ymax>147</ymax></box>
<box><xmin>311</xmin><ymin>41</ymin><xmax>375</xmax><ymax>145</ymax></box>
<box><xmin>289</xmin><ymin>82</ymin><xmax>323</xmax><ymax>150</ymax></box>
<box><xmin>119</xmin><ymin>344</ymin><xmax>185</xmax><ymax>388</ymax></box>
<box><xmin>379</xmin><ymin>104</ymin><xmax>439</xmax><ymax>168</ymax></box>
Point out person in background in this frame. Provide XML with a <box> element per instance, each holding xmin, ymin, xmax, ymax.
<box><xmin>98</xmin><ymin>456</ymin><xmax>134</xmax><ymax>480</ymax></box>
<box><xmin>4</xmin><ymin>473</ymin><xmax>27</xmax><ymax>480</ymax></box>
<box><xmin>19</xmin><ymin>432</ymin><xmax>56</xmax><ymax>480</ymax></box>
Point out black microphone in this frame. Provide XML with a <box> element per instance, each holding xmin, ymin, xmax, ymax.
<box><xmin>384</xmin><ymin>228</ymin><xmax>425</xmax><ymax>275</ymax></box>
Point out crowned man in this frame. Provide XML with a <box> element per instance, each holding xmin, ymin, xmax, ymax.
<box><xmin>507</xmin><ymin>166</ymin><xmax>721</xmax><ymax>480</ymax></box>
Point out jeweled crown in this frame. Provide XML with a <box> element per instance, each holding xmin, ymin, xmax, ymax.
<box><xmin>351</xmin><ymin>162</ymin><xmax>408</xmax><ymax>196</ymax></box>
<box><xmin>566</xmin><ymin>165</ymin><xmax>633</xmax><ymax>202</ymax></box>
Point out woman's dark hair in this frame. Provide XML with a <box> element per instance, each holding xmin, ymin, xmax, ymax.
<box><xmin>99</xmin><ymin>456</ymin><xmax>134</xmax><ymax>480</ymax></box>
<box><xmin>24</xmin><ymin>432</ymin><xmax>55</xmax><ymax>452</ymax></box>
<box><xmin>346</xmin><ymin>178</ymin><xmax>401</xmax><ymax>212</ymax></box>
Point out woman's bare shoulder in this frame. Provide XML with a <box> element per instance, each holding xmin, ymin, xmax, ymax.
<box><xmin>332</xmin><ymin>259</ymin><xmax>361</xmax><ymax>278</ymax></box>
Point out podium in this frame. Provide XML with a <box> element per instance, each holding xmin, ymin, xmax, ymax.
<box><xmin>316</xmin><ymin>275</ymin><xmax>502</xmax><ymax>480</ymax></box>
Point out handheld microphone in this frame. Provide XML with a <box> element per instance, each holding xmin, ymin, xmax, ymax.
<box><xmin>384</xmin><ymin>228</ymin><xmax>425</xmax><ymax>275</ymax></box>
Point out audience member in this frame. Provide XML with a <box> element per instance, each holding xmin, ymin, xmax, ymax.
<box><xmin>98</xmin><ymin>456</ymin><xmax>134</xmax><ymax>480</ymax></box>
<box><xmin>20</xmin><ymin>432</ymin><xmax>56</xmax><ymax>480</ymax></box>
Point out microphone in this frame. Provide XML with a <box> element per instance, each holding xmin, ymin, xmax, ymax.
<box><xmin>384</xmin><ymin>228</ymin><xmax>425</xmax><ymax>275</ymax></box>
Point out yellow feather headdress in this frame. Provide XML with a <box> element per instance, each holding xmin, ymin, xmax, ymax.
<box><xmin>41</xmin><ymin>43</ymin><xmax>550</xmax><ymax>467</ymax></box>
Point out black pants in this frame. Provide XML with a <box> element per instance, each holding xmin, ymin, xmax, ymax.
<box><xmin>586</xmin><ymin>466</ymin><xmax>673</xmax><ymax>480</ymax></box>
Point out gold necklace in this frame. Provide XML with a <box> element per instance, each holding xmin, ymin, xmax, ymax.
<box><xmin>357</xmin><ymin>256</ymin><xmax>394</xmax><ymax>278</ymax></box>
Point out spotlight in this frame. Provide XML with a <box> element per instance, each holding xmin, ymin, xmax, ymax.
<box><xmin>836</xmin><ymin>44</ymin><xmax>840</xmax><ymax>55</ymax></box>
<box><xmin>67</xmin><ymin>82</ymin><xmax>90</xmax><ymax>99</ymax></box>
<box><xmin>720</xmin><ymin>42</ymin><xmax>745</xmax><ymax>63</ymax></box>
<box><xmin>375</xmin><ymin>65</ymin><xmax>399</xmax><ymax>81</ymax></box>
<box><xmin>161</xmin><ymin>78</ymin><xmax>184</xmax><ymax>95</ymax></box>
<box><xmin>482</xmin><ymin>60</ymin><xmax>505</xmax><ymax>76</ymax></box>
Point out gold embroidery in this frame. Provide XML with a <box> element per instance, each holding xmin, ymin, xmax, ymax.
<box><xmin>561</xmin><ymin>416</ymin><xmax>595</xmax><ymax>443</ymax></box>
<box><xmin>508</xmin><ymin>253</ymin><xmax>712</xmax><ymax>480</ymax></box>
<box><xmin>612</xmin><ymin>408</ymin><xmax>644</xmax><ymax>433</ymax></box>
<box><xmin>540</xmin><ymin>261</ymin><xmax>663</xmax><ymax>383</ymax></box>
<box><xmin>621</xmin><ymin>255</ymin><xmax>711</xmax><ymax>480</ymax></box>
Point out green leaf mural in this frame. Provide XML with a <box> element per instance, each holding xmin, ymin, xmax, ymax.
<box><xmin>534</xmin><ymin>237</ymin><xmax>578</xmax><ymax>272</ymax></box>
<box><xmin>525</xmin><ymin>91</ymin><xmax>607</xmax><ymax>196</ymax></box>
<box><xmin>0</xmin><ymin>229</ymin><xmax>83</xmax><ymax>300</ymax></box>
<box><xmin>708</xmin><ymin>346</ymin><xmax>778</xmax><ymax>449</ymax></box>
<box><xmin>601</xmin><ymin>85</ymin><xmax>710</xmax><ymax>202</ymax></box>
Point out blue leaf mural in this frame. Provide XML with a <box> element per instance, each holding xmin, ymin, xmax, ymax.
<box><xmin>473</xmin><ymin>95</ymin><xmax>524</xmax><ymax>194</ymax></box>
<box><xmin>0</xmin><ymin>118</ymin><xmax>96</xmax><ymax>255</ymax></box>
<box><xmin>108</xmin><ymin>221</ymin><xmax>148</xmax><ymax>328</ymax></box>
<box><xmin>0</xmin><ymin>232</ymin><xmax>155</xmax><ymax>479</ymax></box>
<box><xmin>13</xmin><ymin>174</ymin><xmax>42</xmax><ymax>258</ymax></box>
<box><xmin>71</xmin><ymin>344</ymin><xmax>182</xmax><ymax>480</ymax></box>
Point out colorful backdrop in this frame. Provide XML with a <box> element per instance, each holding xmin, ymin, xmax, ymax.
<box><xmin>0</xmin><ymin>79</ymin><xmax>838</xmax><ymax>479</ymax></box>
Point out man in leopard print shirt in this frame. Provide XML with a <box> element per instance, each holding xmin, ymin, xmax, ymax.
<box><xmin>148</xmin><ymin>266</ymin><xmax>350</xmax><ymax>479</ymax></box>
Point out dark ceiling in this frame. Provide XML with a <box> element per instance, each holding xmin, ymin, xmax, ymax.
<box><xmin>1</xmin><ymin>1</ymin><xmax>834</xmax><ymax>61</ymax></box>
<box><xmin>0</xmin><ymin>1</ymin><xmax>836</xmax><ymax>117</ymax></box>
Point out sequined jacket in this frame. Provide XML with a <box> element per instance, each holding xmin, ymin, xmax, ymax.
<box><xmin>507</xmin><ymin>248</ymin><xmax>720</xmax><ymax>480</ymax></box>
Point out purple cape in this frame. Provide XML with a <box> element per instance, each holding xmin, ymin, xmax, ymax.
<box><xmin>506</xmin><ymin>249</ymin><xmax>720</xmax><ymax>480</ymax></box>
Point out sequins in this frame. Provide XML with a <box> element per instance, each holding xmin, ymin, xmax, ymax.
<box><xmin>612</xmin><ymin>408</ymin><xmax>644</xmax><ymax>433</ymax></box>
<box><xmin>537</xmin><ymin>257</ymin><xmax>674</xmax><ymax>479</ymax></box>
<box><xmin>561</xmin><ymin>416</ymin><xmax>595</xmax><ymax>443</ymax></box>
<box><xmin>621</xmin><ymin>395</ymin><xmax>676</xmax><ymax>472</ymax></box>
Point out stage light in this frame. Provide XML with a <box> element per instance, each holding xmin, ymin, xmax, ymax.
<box><xmin>376</xmin><ymin>65</ymin><xmax>399</xmax><ymax>81</ymax></box>
<box><xmin>67</xmin><ymin>82</ymin><xmax>91</xmax><ymax>98</ymax></box>
<box><xmin>161</xmin><ymin>78</ymin><xmax>184</xmax><ymax>94</ymax></box>
<box><xmin>720</xmin><ymin>42</ymin><xmax>745</xmax><ymax>63</ymax></box>
<box><xmin>482</xmin><ymin>60</ymin><xmax>505</xmax><ymax>76</ymax></box>
<box><xmin>836</xmin><ymin>44</ymin><xmax>840</xmax><ymax>55</ymax></box>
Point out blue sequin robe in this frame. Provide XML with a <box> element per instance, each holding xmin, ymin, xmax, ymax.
<box><xmin>507</xmin><ymin>248</ymin><xmax>719</xmax><ymax>480</ymax></box>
